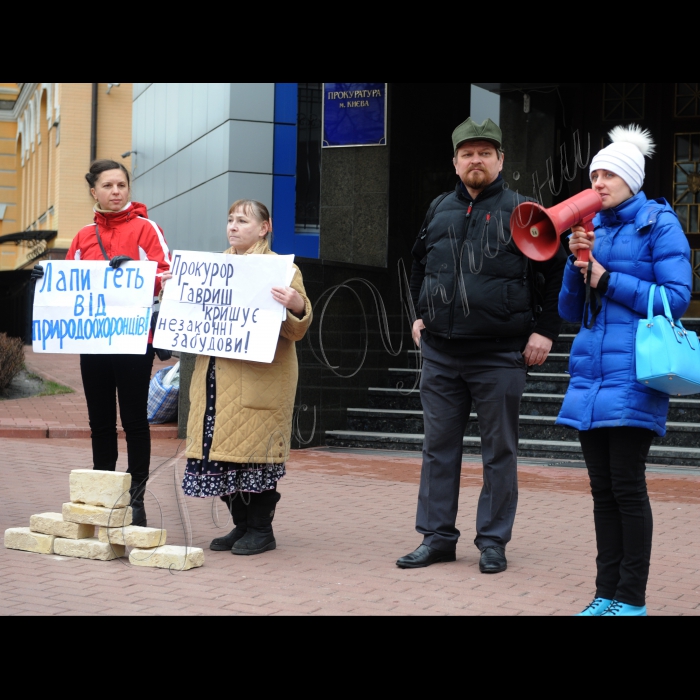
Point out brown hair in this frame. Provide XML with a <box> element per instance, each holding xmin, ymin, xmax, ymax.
<box><xmin>228</xmin><ymin>200</ymin><xmax>273</xmax><ymax>241</ymax></box>
<box><xmin>85</xmin><ymin>159</ymin><xmax>131</xmax><ymax>189</ymax></box>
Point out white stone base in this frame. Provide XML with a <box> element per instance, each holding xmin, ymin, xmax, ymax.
<box><xmin>30</xmin><ymin>513</ymin><xmax>94</xmax><ymax>540</ymax></box>
<box><xmin>54</xmin><ymin>537</ymin><xmax>125</xmax><ymax>560</ymax></box>
<box><xmin>4</xmin><ymin>527</ymin><xmax>55</xmax><ymax>554</ymax></box>
<box><xmin>129</xmin><ymin>545</ymin><xmax>204</xmax><ymax>570</ymax></box>
<box><xmin>69</xmin><ymin>469</ymin><xmax>131</xmax><ymax>508</ymax></box>
<box><xmin>98</xmin><ymin>526</ymin><xmax>166</xmax><ymax>548</ymax></box>
<box><xmin>62</xmin><ymin>502</ymin><xmax>132</xmax><ymax>528</ymax></box>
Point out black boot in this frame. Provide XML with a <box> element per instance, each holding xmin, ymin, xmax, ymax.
<box><xmin>231</xmin><ymin>490</ymin><xmax>281</xmax><ymax>556</ymax></box>
<box><xmin>210</xmin><ymin>494</ymin><xmax>248</xmax><ymax>551</ymax></box>
<box><xmin>129</xmin><ymin>483</ymin><xmax>147</xmax><ymax>528</ymax></box>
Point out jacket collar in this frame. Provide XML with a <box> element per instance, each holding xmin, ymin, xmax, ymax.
<box><xmin>94</xmin><ymin>201</ymin><xmax>147</xmax><ymax>227</ymax></box>
<box><xmin>225</xmin><ymin>239</ymin><xmax>271</xmax><ymax>256</ymax></box>
<box><xmin>457</xmin><ymin>175</ymin><xmax>504</xmax><ymax>204</ymax></box>
<box><xmin>597</xmin><ymin>191</ymin><xmax>646</xmax><ymax>227</ymax></box>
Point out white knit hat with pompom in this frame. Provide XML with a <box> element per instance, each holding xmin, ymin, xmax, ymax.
<box><xmin>590</xmin><ymin>125</ymin><xmax>656</xmax><ymax>195</ymax></box>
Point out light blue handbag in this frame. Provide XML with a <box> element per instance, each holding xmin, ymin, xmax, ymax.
<box><xmin>636</xmin><ymin>284</ymin><xmax>700</xmax><ymax>396</ymax></box>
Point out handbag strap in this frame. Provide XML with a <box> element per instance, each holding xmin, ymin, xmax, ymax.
<box><xmin>649</xmin><ymin>284</ymin><xmax>679</xmax><ymax>325</ymax></box>
<box><xmin>659</xmin><ymin>286</ymin><xmax>675</xmax><ymax>324</ymax></box>
<box><xmin>648</xmin><ymin>285</ymin><xmax>693</xmax><ymax>347</ymax></box>
<box><xmin>646</xmin><ymin>284</ymin><xmax>657</xmax><ymax>321</ymax></box>
<box><xmin>94</xmin><ymin>224</ymin><xmax>109</xmax><ymax>261</ymax></box>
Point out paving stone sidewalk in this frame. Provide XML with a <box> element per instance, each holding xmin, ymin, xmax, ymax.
<box><xmin>2</xmin><ymin>439</ymin><xmax>699</xmax><ymax>616</ymax></box>
<box><xmin>0</xmin><ymin>348</ymin><xmax>177</xmax><ymax>436</ymax></box>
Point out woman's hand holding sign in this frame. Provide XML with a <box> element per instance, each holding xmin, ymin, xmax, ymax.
<box><xmin>272</xmin><ymin>286</ymin><xmax>305</xmax><ymax>317</ymax></box>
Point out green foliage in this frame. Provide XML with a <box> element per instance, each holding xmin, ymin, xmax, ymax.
<box><xmin>37</xmin><ymin>380</ymin><xmax>73</xmax><ymax>397</ymax></box>
<box><xmin>0</xmin><ymin>333</ymin><xmax>25</xmax><ymax>392</ymax></box>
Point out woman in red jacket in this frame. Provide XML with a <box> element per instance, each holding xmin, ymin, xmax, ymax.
<box><xmin>36</xmin><ymin>159</ymin><xmax>171</xmax><ymax>526</ymax></box>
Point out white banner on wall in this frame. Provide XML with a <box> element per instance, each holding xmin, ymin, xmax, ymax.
<box><xmin>153</xmin><ymin>250</ymin><xmax>295</xmax><ymax>364</ymax></box>
<box><xmin>32</xmin><ymin>261</ymin><xmax>157</xmax><ymax>354</ymax></box>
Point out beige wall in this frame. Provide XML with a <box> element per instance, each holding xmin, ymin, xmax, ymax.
<box><xmin>0</xmin><ymin>83</ymin><xmax>133</xmax><ymax>271</ymax></box>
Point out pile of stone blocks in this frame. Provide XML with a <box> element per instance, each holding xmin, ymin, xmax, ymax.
<box><xmin>4</xmin><ymin>470</ymin><xmax>204</xmax><ymax>571</ymax></box>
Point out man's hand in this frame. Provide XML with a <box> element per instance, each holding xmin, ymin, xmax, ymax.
<box><xmin>30</xmin><ymin>265</ymin><xmax>44</xmax><ymax>282</ymax></box>
<box><xmin>412</xmin><ymin>319</ymin><xmax>425</xmax><ymax>348</ymax></box>
<box><xmin>522</xmin><ymin>332</ymin><xmax>553</xmax><ymax>367</ymax></box>
<box><xmin>574</xmin><ymin>253</ymin><xmax>607</xmax><ymax>288</ymax></box>
<box><xmin>109</xmin><ymin>256</ymin><xmax>133</xmax><ymax>268</ymax></box>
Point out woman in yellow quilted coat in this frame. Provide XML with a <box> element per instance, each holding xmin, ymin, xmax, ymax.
<box><xmin>179</xmin><ymin>200</ymin><xmax>312</xmax><ymax>556</ymax></box>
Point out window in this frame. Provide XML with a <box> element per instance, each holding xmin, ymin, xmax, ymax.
<box><xmin>295</xmin><ymin>83</ymin><xmax>321</xmax><ymax>232</ymax></box>
<box><xmin>603</xmin><ymin>83</ymin><xmax>645</xmax><ymax>121</ymax></box>
<box><xmin>673</xmin><ymin>132</ymin><xmax>700</xmax><ymax>292</ymax></box>
<box><xmin>675</xmin><ymin>83</ymin><xmax>700</xmax><ymax>118</ymax></box>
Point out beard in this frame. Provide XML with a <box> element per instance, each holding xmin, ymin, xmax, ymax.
<box><xmin>464</xmin><ymin>169</ymin><xmax>487</xmax><ymax>190</ymax></box>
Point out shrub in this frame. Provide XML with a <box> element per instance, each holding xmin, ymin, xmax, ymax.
<box><xmin>0</xmin><ymin>333</ymin><xmax>25</xmax><ymax>392</ymax></box>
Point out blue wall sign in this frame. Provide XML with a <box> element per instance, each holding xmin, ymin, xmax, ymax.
<box><xmin>322</xmin><ymin>83</ymin><xmax>387</xmax><ymax>148</ymax></box>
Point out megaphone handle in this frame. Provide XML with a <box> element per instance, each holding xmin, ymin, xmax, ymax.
<box><xmin>576</xmin><ymin>214</ymin><xmax>596</xmax><ymax>264</ymax></box>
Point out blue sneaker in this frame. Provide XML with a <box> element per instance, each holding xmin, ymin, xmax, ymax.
<box><xmin>576</xmin><ymin>598</ymin><xmax>613</xmax><ymax>616</ymax></box>
<box><xmin>601</xmin><ymin>600</ymin><xmax>647</xmax><ymax>616</ymax></box>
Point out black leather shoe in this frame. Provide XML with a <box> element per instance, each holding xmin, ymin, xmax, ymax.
<box><xmin>479</xmin><ymin>546</ymin><xmax>507</xmax><ymax>574</ymax></box>
<box><xmin>396</xmin><ymin>544</ymin><xmax>456</xmax><ymax>569</ymax></box>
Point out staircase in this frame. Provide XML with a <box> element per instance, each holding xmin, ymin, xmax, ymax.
<box><xmin>325</xmin><ymin>320</ymin><xmax>700</xmax><ymax>469</ymax></box>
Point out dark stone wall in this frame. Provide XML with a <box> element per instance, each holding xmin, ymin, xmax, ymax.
<box><xmin>499</xmin><ymin>90</ymin><xmax>560</xmax><ymax>209</ymax></box>
<box><xmin>175</xmin><ymin>258</ymin><xmax>408</xmax><ymax>449</ymax></box>
<box><xmin>291</xmin><ymin>257</ymin><xmax>407</xmax><ymax>449</ymax></box>
<box><xmin>319</xmin><ymin>146</ymin><xmax>389</xmax><ymax>268</ymax></box>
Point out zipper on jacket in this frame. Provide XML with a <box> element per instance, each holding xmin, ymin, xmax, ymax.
<box><xmin>448</xmin><ymin>203</ymin><xmax>474</xmax><ymax>339</ymax></box>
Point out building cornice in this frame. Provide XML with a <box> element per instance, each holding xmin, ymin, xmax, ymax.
<box><xmin>0</xmin><ymin>82</ymin><xmax>37</xmax><ymax>121</ymax></box>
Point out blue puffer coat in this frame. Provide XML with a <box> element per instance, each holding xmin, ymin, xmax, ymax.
<box><xmin>556</xmin><ymin>192</ymin><xmax>692</xmax><ymax>437</ymax></box>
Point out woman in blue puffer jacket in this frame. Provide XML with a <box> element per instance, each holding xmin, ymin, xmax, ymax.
<box><xmin>557</xmin><ymin>125</ymin><xmax>692</xmax><ymax>616</ymax></box>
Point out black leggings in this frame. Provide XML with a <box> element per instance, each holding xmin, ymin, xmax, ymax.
<box><xmin>579</xmin><ymin>427</ymin><xmax>655</xmax><ymax>607</ymax></box>
<box><xmin>80</xmin><ymin>346</ymin><xmax>155</xmax><ymax>490</ymax></box>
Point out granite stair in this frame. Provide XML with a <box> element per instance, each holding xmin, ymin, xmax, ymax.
<box><xmin>325</xmin><ymin>320</ymin><xmax>700</xmax><ymax>469</ymax></box>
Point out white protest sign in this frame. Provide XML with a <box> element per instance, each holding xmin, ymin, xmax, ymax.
<box><xmin>153</xmin><ymin>250</ymin><xmax>294</xmax><ymax>364</ymax></box>
<box><xmin>32</xmin><ymin>260</ymin><xmax>157</xmax><ymax>354</ymax></box>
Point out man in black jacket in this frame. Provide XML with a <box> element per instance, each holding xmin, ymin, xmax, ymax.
<box><xmin>396</xmin><ymin>117</ymin><xmax>566</xmax><ymax>573</ymax></box>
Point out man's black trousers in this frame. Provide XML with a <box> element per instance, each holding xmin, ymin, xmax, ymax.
<box><xmin>80</xmin><ymin>346</ymin><xmax>155</xmax><ymax>489</ymax></box>
<box><xmin>417</xmin><ymin>342</ymin><xmax>528</xmax><ymax>552</ymax></box>
<box><xmin>579</xmin><ymin>427</ymin><xmax>654</xmax><ymax>608</ymax></box>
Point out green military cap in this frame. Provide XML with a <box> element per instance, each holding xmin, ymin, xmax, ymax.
<box><xmin>452</xmin><ymin>117</ymin><xmax>502</xmax><ymax>153</ymax></box>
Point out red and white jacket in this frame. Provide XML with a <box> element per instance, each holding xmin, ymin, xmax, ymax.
<box><xmin>66</xmin><ymin>201</ymin><xmax>171</xmax><ymax>297</ymax></box>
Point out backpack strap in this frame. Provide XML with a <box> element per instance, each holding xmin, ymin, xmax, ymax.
<box><xmin>419</xmin><ymin>191</ymin><xmax>451</xmax><ymax>240</ymax></box>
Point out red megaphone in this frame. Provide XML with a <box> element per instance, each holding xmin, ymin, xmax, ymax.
<box><xmin>510</xmin><ymin>190</ymin><xmax>603</xmax><ymax>262</ymax></box>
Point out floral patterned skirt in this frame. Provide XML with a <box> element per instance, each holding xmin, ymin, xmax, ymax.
<box><xmin>182</xmin><ymin>357</ymin><xmax>285</xmax><ymax>498</ymax></box>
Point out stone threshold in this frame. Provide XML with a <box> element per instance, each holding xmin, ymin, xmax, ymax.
<box><xmin>0</xmin><ymin>425</ymin><xmax>179</xmax><ymax>439</ymax></box>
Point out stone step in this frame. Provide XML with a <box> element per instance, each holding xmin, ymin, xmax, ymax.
<box><xmin>385</xmin><ymin>368</ymin><xmax>573</xmax><ymax>394</ymax></box>
<box><xmin>347</xmin><ymin>408</ymin><xmax>700</xmax><ymax>447</ymax></box>
<box><xmin>324</xmin><ymin>430</ymin><xmax>700</xmax><ymax>468</ymax></box>
<box><xmin>388</xmin><ymin>354</ymin><xmax>572</xmax><ymax>375</ymax></box>
<box><xmin>367</xmin><ymin>387</ymin><xmax>700</xmax><ymax>421</ymax></box>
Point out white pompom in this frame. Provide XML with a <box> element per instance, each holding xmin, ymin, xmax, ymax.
<box><xmin>607</xmin><ymin>124</ymin><xmax>656</xmax><ymax>158</ymax></box>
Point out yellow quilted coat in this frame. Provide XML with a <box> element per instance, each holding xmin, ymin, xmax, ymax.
<box><xmin>185</xmin><ymin>239</ymin><xmax>312</xmax><ymax>464</ymax></box>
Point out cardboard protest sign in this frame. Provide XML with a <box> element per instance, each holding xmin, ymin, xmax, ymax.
<box><xmin>153</xmin><ymin>251</ymin><xmax>295</xmax><ymax>364</ymax></box>
<box><xmin>32</xmin><ymin>261</ymin><xmax>157</xmax><ymax>354</ymax></box>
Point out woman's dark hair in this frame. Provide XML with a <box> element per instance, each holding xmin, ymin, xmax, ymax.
<box><xmin>85</xmin><ymin>160</ymin><xmax>130</xmax><ymax>189</ymax></box>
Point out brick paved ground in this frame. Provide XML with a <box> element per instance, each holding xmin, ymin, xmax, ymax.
<box><xmin>0</xmin><ymin>348</ymin><xmax>177</xmax><ymax>436</ymax></box>
<box><xmin>2</xmin><ymin>439</ymin><xmax>699</xmax><ymax>616</ymax></box>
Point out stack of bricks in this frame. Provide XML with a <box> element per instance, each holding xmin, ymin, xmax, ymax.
<box><xmin>4</xmin><ymin>470</ymin><xmax>204</xmax><ymax>570</ymax></box>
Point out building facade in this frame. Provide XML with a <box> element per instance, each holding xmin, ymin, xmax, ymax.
<box><xmin>129</xmin><ymin>82</ymin><xmax>700</xmax><ymax>445</ymax></box>
<box><xmin>0</xmin><ymin>82</ymin><xmax>133</xmax><ymax>339</ymax></box>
